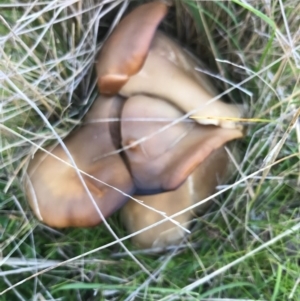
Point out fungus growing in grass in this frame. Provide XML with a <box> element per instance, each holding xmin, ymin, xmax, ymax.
<box><xmin>25</xmin><ymin>2</ymin><xmax>244</xmax><ymax>233</ymax></box>
<box><xmin>96</xmin><ymin>3</ymin><xmax>243</xmax><ymax>129</ymax></box>
<box><xmin>24</xmin><ymin>95</ymin><xmax>134</xmax><ymax>228</ymax></box>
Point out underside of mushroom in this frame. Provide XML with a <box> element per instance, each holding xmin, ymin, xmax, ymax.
<box><xmin>119</xmin><ymin>32</ymin><xmax>243</xmax><ymax>129</ymax></box>
<box><xmin>96</xmin><ymin>2</ymin><xmax>244</xmax><ymax>129</ymax></box>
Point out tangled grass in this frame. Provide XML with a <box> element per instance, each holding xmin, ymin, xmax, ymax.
<box><xmin>0</xmin><ymin>0</ymin><xmax>299</xmax><ymax>300</ymax></box>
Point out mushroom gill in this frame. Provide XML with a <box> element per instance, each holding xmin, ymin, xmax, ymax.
<box><xmin>24</xmin><ymin>95</ymin><xmax>134</xmax><ymax>228</ymax></box>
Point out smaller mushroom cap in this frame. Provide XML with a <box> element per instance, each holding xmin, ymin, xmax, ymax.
<box><xmin>25</xmin><ymin>95</ymin><xmax>134</xmax><ymax>228</ymax></box>
<box><xmin>121</xmin><ymin>147</ymin><xmax>230</xmax><ymax>249</ymax></box>
<box><xmin>97</xmin><ymin>2</ymin><xmax>168</xmax><ymax>95</ymax></box>
<box><xmin>121</xmin><ymin>95</ymin><xmax>243</xmax><ymax>194</ymax></box>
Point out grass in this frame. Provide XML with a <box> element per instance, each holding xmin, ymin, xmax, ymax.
<box><xmin>0</xmin><ymin>0</ymin><xmax>299</xmax><ymax>300</ymax></box>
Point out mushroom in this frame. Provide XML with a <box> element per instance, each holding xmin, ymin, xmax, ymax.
<box><xmin>97</xmin><ymin>1</ymin><xmax>168</xmax><ymax>95</ymax></box>
<box><xmin>24</xmin><ymin>95</ymin><xmax>134</xmax><ymax>228</ymax></box>
<box><xmin>25</xmin><ymin>2</ymin><xmax>244</xmax><ymax>232</ymax></box>
<box><xmin>121</xmin><ymin>147</ymin><xmax>230</xmax><ymax>249</ymax></box>
<box><xmin>96</xmin><ymin>2</ymin><xmax>243</xmax><ymax>129</ymax></box>
<box><xmin>121</xmin><ymin>95</ymin><xmax>242</xmax><ymax>193</ymax></box>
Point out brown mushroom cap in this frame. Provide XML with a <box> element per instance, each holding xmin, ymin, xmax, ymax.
<box><xmin>97</xmin><ymin>2</ymin><xmax>168</xmax><ymax>95</ymax></box>
<box><xmin>24</xmin><ymin>95</ymin><xmax>134</xmax><ymax>228</ymax></box>
<box><xmin>121</xmin><ymin>95</ymin><xmax>243</xmax><ymax>194</ymax></box>
<box><xmin>121</xmin><ymin>147</ymin><xmax>230</xmax><ymax>249</ymax></box>
<box><xmin>151</xmin><ymin>32</ymin><xmax>218</xmax><ymax>97</ymax></box>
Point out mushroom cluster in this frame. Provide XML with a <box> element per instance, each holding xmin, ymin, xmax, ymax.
<box><xmin>24</xmin><ymin>2</ymin><xmax>243</xmax><ymax>248</ymax></box>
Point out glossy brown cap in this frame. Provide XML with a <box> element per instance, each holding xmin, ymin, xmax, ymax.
<box><xmin>97</xmin><ymin>2</ymin><xmax>168</xmax><ymax>95</ymax></box>
<box><xmin>24</xmin><ymin>96</ymin><xmax>134</xmax><ymax>228</ymax></box>
<box><xmin>121</xmin><ymin>95</ymin><xmax>243</xmax><ymax>193</ymax></box>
